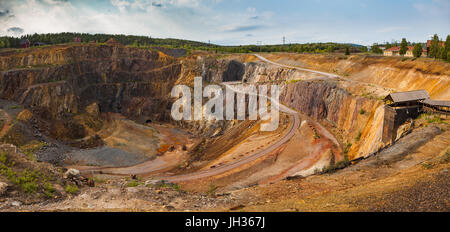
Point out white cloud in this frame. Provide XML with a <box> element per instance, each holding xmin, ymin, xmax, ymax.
<box><xmin>413</xmin><ymin>0</ymin><xmax>450</xmax><ymax>17</ymax></box>
<box><xmin>110</xmin><ymin>0</ymin><xmax>131</xmax><ymax>12</ymax></box>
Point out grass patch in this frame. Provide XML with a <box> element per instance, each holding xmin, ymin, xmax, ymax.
<box><xmin>418</xmin><ymin>113</ymin><xmax>447</xmax><ymax>124</ymax></box>
<box><xmin>92</xmin><ymin>176</ymin><xmax>106</xmax><ymax>184</ymax></box>
<box><xmin>320</xmin><ymin>155</ymin><xmax>351</xmax><ymax>174</ymax></box>
<box><xmin>9</xmin><ymin>105</ymin><xmax>21</xmax><ymax>110</ymax></box>
<box><xmin>313</xmin><ymin>130</ymin><xmax>320</xmax><ymax>140</ymax></box>
<box><xmin>43</xmin><ymin>182</ymin><xmax>56</xmax><ymax>198</ymax></box>
<box><xmin>421</xmin><ymin>162</ymin><xmax>433</xmax><ymax>169</ymax></box>
<box><xmin>19</xmin><ymin>140</ymin><xmax>46</xmax><ymax>161</ymax></box>
<box><xmin>65</xmin><ymin>184</ymin><xmax>79</xmax><ymax>194</ymax></box>
<box><xmin>440</xmin><ymin>150</ymin><xmax>450</xmax><ymax>164</ymax></box>
<box><xmin>343</xmin><ymin>143</ymin><xmax>352</xmax><ymax>154</ymax></box>
<box><xmin>355</xmin><ymin>131</ymin><xmax>362</xmax><ymax>142</ymax></box>
<box><xmin>359</xmin><ymin>109</ymin><xmax>366</xmax><ymax>115</ymax></box>
<box><xmin>207</xmin><ymin>183</ymin><xmax>218</xmax><ymax>197</ymax></box>
<box><xmin>286</xmin><ymin>79</ymin><xmax>302</xmax><ymax>84</ymax></box>
<box><xmin>126</xmin><ymin>179</ymin><xmax>142</xmax><ymax>187</ymax></box>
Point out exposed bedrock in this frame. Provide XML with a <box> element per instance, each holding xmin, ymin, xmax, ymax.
<box><xmin>239</xmin><ymin>61</ymin><xmax>387</xmax><ymax>160</ymax></box>
<box><xmin>0</xmin><ymin>45</ymin><xmax>181</xmax><ymax>122</ymax></box>
<box><xmin>280</xmin><ymin>81</ymin><xmax>384</xmax><ymax>159</ymax></box>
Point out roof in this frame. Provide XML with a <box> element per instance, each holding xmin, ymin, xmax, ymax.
<box><xmin>385</xmin><ymin>90</ymin><xmax>430</xmax><ymax>103</ymax></box>
<box><xmin>385</xmin><ymin>46</ymin><xmax>400</xmax><ymax>52</ymax></box>
<box><xmin>421</xmin><ymin>99</ymin><xmax>450</xmax><ymax>107</ymax></box>
<box><xmin>384</xmin><ymin>46</ymin><xmax>427</xmax><ymax>52</ymax></box>
<box><xmin>426</xmin><ymin>40</ymin><xmax>445</xmax><ymax>48</ymax></box>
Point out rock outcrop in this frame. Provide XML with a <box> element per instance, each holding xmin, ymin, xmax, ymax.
<box><xmin>0</xmin><ymin>44</ymin><xmax>181</xmax><ymax>140</ymax></box>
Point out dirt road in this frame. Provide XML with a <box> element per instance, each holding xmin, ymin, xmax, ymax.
<box><xmin>253</xmin><ymin>54</ymin><xmax>339</xmax><ymax>79</ymax></box>
<box><xmin>253</xmin><ymin>54</ymin><xmax>391</xmax><ymax>91</ymax></box>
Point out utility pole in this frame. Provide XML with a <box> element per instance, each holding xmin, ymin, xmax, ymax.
<box><xmin>257</xmin><ymin>41</ymin><xmax>262</xmax><ymax>52</ymax></box>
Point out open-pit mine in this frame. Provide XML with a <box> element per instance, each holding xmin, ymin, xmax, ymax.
<box><xmin>0</xmin><ymin>42</ymin><xmax>449</xmax><ymax>212</ymax></box>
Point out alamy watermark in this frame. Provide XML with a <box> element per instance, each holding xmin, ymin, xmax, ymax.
<box><xmin>171</xmin><ymin>77</ymin><xmax>280</xmax><ymax>131</ymax></box>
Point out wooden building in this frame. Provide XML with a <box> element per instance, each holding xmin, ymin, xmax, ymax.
<box><xmin>384</xmin><ymin>90</ymin><xmax>430</xmax><ymax>107</ymax></box>
<box><xmin>19</xmin><ymin>39</ymin><xmax>30</xmax><ymax>48</ymax></box>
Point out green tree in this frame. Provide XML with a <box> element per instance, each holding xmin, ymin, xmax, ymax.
<box><xmin>399</xmin><ymin>38</ymin><xmax>408</xmax><ymax>56</ymax></box>
<box><xmin>345</xmin><ymin>47</ymin><xmax>350</xmax><ymax>55</ymax></box>
<box><xmin>443</xmin><ymin>35</ymin><xmax>450</xmax><ymax>61</ymax></box>
<box><xmin>371</xmin><ymin>44</ymin><xmax>383</xmax><ymax>54</ymax></box>
<box><xmin>385</xmin><ymin>42</ymin><xmax>392</xmax><ymax>49</ymax></box>
<box><xmin>412</xmin><ymin>43</ymin><xmax>423</xmax><ymax>58</ymax></box>
<box><xmin>327</xmin><ymin>45</ymin><xmax>334</xmax><ymax>53</ymax></box>
<box><xmin>429</xmin><ymin>34</ymin><xmax>440</xmax><ymax>59</ymax></box>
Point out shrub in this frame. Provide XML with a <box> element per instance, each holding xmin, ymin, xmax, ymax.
<box><xmin>126</xmin><ymin>180</ymin><xmax>141</xmax><ymax>187</ymax></box>
<box><xmin>44</xmin><ymin>182</ymin><xmax>55</xmax><ymax>198</ymax></box>
<box><xmin>93</xmin><ymin>176</ymin><xmax>105</xmax><ymax>184</ymax></box>
<box><xmin>313</xmin><ymin>131</ymin><xmax>320</xmax><ymax>140</ymax></box>
<box><xmin>321</xmin><ymin>156</ymin><xmax>351</xmax><ymax>174</ymax></box>
<box><xmin>22</xmin><ymin>181</ymin><xmax>38</xmax><ymax>194</ymax></box>
<box><xmin>207</xmin><ymin>184</ymin><xmax>218</xmax><ymax>197</ymax></box>
<box><xmin>355</xmin><ymin>132</ymin><xmax>362</xmax><ymax>141</ymax></box>
<box><xmin>421</xmin><ymin>162</ymin><xmax>433</xmax><ymax>169</ymax></box>
<box><xmin>65</xmin><ymin>184</ymin><xmax>79</xmax><ymax>194</ymax></box>
<box><xmin>0</xmin><ymin>152</ymin><xmax>7</xmax><ymax>164</ymax></box>
<box><xmin>343</xmin><ymin>143</ymin><xmax>352</xmax><ymax>154</ymax></box>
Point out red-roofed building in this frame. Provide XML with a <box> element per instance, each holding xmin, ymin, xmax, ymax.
<box><xmin>74</xmin><ymin>37</ymin><xmax>82</xmax><ymax>43</ymax></box>
<box><xmin>383</xmin><ymin>46</ymin><xmax>427</xmax><ymax>57</ymax></box>
<box><xmin>426</xmin><ymin>40</ymin><xmax>444</xmax><ymax>55</ymax></box>
<box><xmin>20</xmin><ymin>39</ymin><xmax>30</xmax><ymax>48</ymax></box>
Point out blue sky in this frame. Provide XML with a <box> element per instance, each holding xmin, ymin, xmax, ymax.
<box><xmin>0</xmin><ymin>0</ymin><xmax>449</xmax><ymax>45</ymax></box>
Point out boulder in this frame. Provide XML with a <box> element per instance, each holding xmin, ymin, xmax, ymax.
<box><xmin>64</xmin><ymin>168</ymin><xmax>81</xmax><ymax>179</ymax></box>
<box><xmin>10</xmin><ymin>201</ymin><xmax>22</xmax><ymax>207</ymax></box>
<box><xmin>0</xmin><ymin>182</ymin><xmax>8</xmax><ymax>195</ymax></box>
<box><xmin>144</xmin><ymin>179</ymin><xmax>160</xmax><ymax>186</ymax></box>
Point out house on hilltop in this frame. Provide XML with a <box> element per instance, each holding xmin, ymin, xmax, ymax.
<box><xmin>426</xmin><ymin>40</ymin><xmax>445</xmax><ymax>55</ymax></box>
<box><xmin>20</xmin><ymin>39</ymin><xmax>30</xmax><ymax>48</ymax></box>
<box><xmin>383</xmin><ymin>46</ymin><xmax>427</xmax><ymax>57</ymax></box>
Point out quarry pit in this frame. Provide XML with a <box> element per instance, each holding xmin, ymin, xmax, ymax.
<box><xmin>0</xmin><ymin>43</ymin><xmax>448</xmax><ymax>211</ymax></box>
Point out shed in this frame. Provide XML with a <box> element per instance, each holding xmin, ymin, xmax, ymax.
<box><xmin>20</xmin><ymin>39</ymin><xmax>30</xmax><ymax>48</ymax></box>
<box><xmin>385</xmin><ymin>90</ymin><xmax>430</xmax><ymax>105</ymax></box>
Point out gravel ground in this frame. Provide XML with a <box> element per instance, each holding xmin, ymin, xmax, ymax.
<box><xmin>64</xmin><ymin>146</ymin><xmax>150</xmax><ymax>167</ymax></box>
<box><xmin>361</xmin><ymin>170</ymin><xmax>450</xmax><ymax>212</ymax></box>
